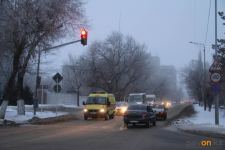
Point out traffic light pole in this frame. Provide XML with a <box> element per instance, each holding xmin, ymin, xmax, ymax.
<box><xmin>42</xmin><ymin>40</ymin><xmax>81</xmax><ymax>52</ymax></box>
<box><xmin>33</xmin><ymin>39</ymin><xmax>82</xmax><ymax>116</ymax></box>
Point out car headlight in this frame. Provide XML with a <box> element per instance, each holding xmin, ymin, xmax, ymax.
<box><xmin>100</xmin><ymin>109</ymin><xmax>104</xmax><ymax>112</ymax></box>
<box><xmin>84</xmin><ymin>109</ymin><xmax>87</xmax><ymax>112</ymax></box>
<box><xmin>122</xmin><ymin>107</ymin><xmax>127</xmax><ymax>112</ymax></box>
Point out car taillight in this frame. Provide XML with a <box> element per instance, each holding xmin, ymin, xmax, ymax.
<box><xmin>142</xmin><ymin>112</ymin><xmax>147</xmax><ymax>117</ymax></box>
<box><xmin>159</xmin><ymin>112</ymin><xmax>164</xmax><ymax>114</ymax></box>
<box><xmin>124</xmin><ymin>112</ymin><xmax>127</xmax><ymax>117</ymax></box>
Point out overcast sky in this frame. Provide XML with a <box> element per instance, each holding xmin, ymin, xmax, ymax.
<box><xmin>44</xmin><ymin>0</ymin><xmax>225</xmax><ymax>75</ymax></box>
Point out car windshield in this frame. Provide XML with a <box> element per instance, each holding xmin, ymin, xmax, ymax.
<box><xmin>152</xmin><ymin>104</ymin><xmax>163</xmax><ymax>109</ymax></box>
<box><xmin>86</xmin><ymin>97</ymin><xmax>106</xmax><ymax>105</ymax></box>
<box><xmin>146</xmin><ymin>97</ymin><xmax>154</xmax><ymax>101</ymax></box>
<box><xmin>116</xmin><ymin>103</ymin><xmax>127</xmax><ymax>107</ymax></box>
<box><xmin>129</xmin><ymin>95</ymin><xmax>142</xmax><ymax>102</ymax></box>
<box><xmin>127</xmin><ymin>105</ymin><xmax>146</xmax><ymax>110</ymax></box>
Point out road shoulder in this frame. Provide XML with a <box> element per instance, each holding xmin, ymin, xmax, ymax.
<box><xmin>166</xmin><ymin>104</ymin><xmax>225</xmax><ymax>140</ymax></box>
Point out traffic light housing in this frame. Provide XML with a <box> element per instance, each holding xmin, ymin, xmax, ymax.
<box><xmin>81</xmin><ymin>29</ymin><xmax>88</xmax><ymax>46</ymax></box>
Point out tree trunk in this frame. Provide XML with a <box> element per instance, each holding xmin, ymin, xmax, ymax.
<box><xmin>0</xmin><ymin>42</ymin><xmax>24</xmax><ymax>119</ymax></box>
<box><xmin>17</xmin><ymin>73</ymin><xmax>25</xmax><ymax>115</ymax></box>
<box><xmin>77</xmin><ymin>89</ymin><xmax>79</xmax><ymax>107</ymax></box>
<box><xmin>0</xmin><ymin>100</ymin><xmax>9</xmax><ymax>119</ymax></box>
<box><xmin>15</xmin><ymin>41</ymin><xmax>37</xmax><ymax>115</ymax></box>
<box><xmin>17</xmin><ymin>99</ymin><xmax>25</xmax><ymax>115</ymax></box>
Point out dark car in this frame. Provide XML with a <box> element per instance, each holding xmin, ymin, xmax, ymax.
<box><xmin>124</xmin><ymin>104</ymin><xmax>156</xmax><ymax>128</ymax></box>
<box><xmin>151</xmin><ymin>104</ymin><xmax>168</xmax><ymax>120</ymax></box>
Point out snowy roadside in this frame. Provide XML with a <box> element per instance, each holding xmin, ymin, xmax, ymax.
<box><xmin>0</xmin><ymin>104</ymin><xmax>80</xmax><ymax>126</ymax></box>
<box><xmin>167</xmin><ymin>104</ymin><xmax>225</xmax><ymax>139</ymax></box>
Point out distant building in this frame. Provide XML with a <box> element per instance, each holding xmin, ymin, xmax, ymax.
<box><xmin>159</xmin><ymin>65</ymin><xmax>177</xmax><ymax>86</ymax></box>
<box><xmin>159</xmin><ymin>65</ymin><xmax>177</xmax><ymax>100</ymax></box>
<box><xmin>150</xmin><ymin>56</ymin><xmax>160</xmax><ymax>74</ymax></box>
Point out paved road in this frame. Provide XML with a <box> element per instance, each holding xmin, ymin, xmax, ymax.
<box><xmin>0</xmin><ymin>103</ymin><xmax>224</xmax><ymax>150</ymax></box>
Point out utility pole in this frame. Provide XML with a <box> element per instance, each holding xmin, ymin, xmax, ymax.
<box><xmin>190</xmin><ymin>42</ymin><xmax>206</xmax><ymax>111</ymax></box>
<box><xmin>215</xmin><ymin>0</ymin><xmax>219</xmax><ymax>125</ymax></box>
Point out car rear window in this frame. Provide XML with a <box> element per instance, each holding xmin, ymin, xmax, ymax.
<box><xmin>127</xmin><ymin>105</ymin><xmax>146</xmax><ymax>110</ymax></box>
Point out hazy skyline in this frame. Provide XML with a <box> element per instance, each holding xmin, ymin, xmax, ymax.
<box><xmin>45</xmin><ymin>0</ymin><xmax>225</xmax><ymax>74</ymax></box>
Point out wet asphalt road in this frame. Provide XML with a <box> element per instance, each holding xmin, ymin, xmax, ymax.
<box><xmin>0</xmin><ymin>103</ymin><xmax>224</xmax><ymax>150</ymax></box>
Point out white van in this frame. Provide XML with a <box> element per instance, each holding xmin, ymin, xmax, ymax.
<box><xmin>146</xmin><ymin>94</ymin><xmax>156</xmax><ymax>104</ymax></box>
<box><xmin>128</xmin><ymin>93</ymin><xmax>146</xmax><ymax>104</ymax></box>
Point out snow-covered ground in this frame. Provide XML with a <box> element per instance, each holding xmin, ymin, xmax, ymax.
<box><xmin>169</xmin><ymin>104</ymin><xmax>225</xmax><ymax>135</ymax></box>
<box><xmin>0</xmin><ymin>104</ymin><xmax>78</xmax><ymax>124</ymax></box>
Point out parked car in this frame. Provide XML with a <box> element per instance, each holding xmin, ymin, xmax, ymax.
<box><xmin>124</xmin><ymin>104</ymin><xmax>156</xmax><ymax>128</ymax></box>
<box><xmin>151</xmin><ymin>104</ymin><xmax>168</xmax><ymax>120</ymax></box>
<box><xmin>115</xmin><ymin>102</ymin><xmax>129</xmax><ymax>115</ymax></box>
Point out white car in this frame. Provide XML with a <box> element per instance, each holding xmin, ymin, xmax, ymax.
<box><xmin>115</xmin><ymin>102</ymin><xmax>129</xmax><ymax>115</ymax></box>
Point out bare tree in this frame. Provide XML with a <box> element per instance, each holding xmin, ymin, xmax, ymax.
<box><xmin>81</xmin><ymin>32</ymin><xmax>151</xmax><ymax>101</ymax></box>
<box><xmin>180</xmin><ymin>51</ymin><xmax>206</xmax><ymax>106</ymax></box>
<box><xmin>0</xmin><ymin>0</ymin><xmax>88</xmax><ymax>119</ymax></box>
<box><xmin>62</xmin><ymin>54</ymin><xmax>86</xmax><ymax>106</ymax></box>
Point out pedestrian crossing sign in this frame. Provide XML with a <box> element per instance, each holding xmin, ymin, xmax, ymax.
<box><xmin>209</xmin><ymin>59</ymin><xmax>222</xmax><ymax>71</ymax></box>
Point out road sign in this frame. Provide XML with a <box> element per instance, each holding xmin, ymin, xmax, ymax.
<box><xmin>210</xmin><ymin>72</ymin><xmax>222</xmax><ymax>83</ymax></box>
<box><xmin>53</xmin><ymin>73</ymin><xmax>63</xmax><ymax>83</ymax></box>
<box><xmin>209</xmin><ymin>59</ymin><xmax>222</xmax><ymax>71</ymax></box>
<box><xmin>53</xmin><ymin>85</ymin><xmax>61</xmax><ymax>93</ymax></box>
<box><xmin>210</xmin><ymin>84</ymin><xmax>221</xmax><ymax>95</ymax></box>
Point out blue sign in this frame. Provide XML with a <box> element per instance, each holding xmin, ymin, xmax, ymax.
<box><xmin>210</xmin><ymin>84</ymin><xmax>221</xmax><ymax>95</ymax></box>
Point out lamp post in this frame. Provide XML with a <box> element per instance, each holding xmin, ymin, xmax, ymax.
<box><xmin>190</xmin><ymin>42</ymin><xmax>206</xmax><ymax>111</ymax></box>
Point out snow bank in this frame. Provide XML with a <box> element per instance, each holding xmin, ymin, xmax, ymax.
<box><xmin>0</xmin><ymin>105</ymin><xmax>68</xmax><ymax>124</ymax></box>
<box><xmin>169</xmin><ymin>104</ymin><xmax>225</xmax><ymax>135</ymax></box>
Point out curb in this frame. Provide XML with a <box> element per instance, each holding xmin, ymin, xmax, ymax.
<box><xmin>176</xmin><ymin>127</ymin><xmax>225</xmax><ymax>140</ymax></box>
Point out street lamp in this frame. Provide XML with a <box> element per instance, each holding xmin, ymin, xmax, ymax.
<box><xmin>190</xmin><ymin>41</ymin><xmax>206</xmax><ymax>111</ymax></box>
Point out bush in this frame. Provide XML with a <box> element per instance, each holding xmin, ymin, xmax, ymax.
<box><xmin>23</xmin><ymin>85</ymin><xmax>33</xmax><ymax>105</ymax></box>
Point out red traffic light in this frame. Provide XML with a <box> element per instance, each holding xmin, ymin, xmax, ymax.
<box><xmin>81</xmin><ymin>30</ymin><xmax>87</xmax><ymax>36</ymax></box>
<box><xmin>81</xmin><ymin>29</ymin><xmax>88</xmax><ymax>46</ymax></box>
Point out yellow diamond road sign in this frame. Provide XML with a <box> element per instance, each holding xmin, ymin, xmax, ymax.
<box><xmin>209</xmin><ymin>59</ymin><xmax>222</xmax><ymax>71</ymax></box>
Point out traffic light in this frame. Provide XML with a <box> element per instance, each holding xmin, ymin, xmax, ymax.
<box><xmin>81</xmin><ymin>29</ymin><xmax>88</xmax><ymax>46</ymax></box>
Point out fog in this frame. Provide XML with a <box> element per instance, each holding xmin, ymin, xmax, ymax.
<box><xmin>45</xmin><ymin>0</ymin><xmax>225</xmax><ymax>74</ymax></box>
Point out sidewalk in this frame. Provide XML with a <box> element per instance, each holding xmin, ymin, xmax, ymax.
<box><xmin>167</xmin><ymin>104</ymin><xmax>225</xmax><ymax>140</ymax></box>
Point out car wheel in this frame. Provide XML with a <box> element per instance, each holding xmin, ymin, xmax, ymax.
<box><xmin>124</xmin><ymin>122</ymin><xmax>128</xmax><ymax>128</ymax></box>
<box><xmin>165</xmin><ymin>114</ymin><xmax>167</xmax><ymax>119</ymax></box>
<box><xmin>163</xmin><ymin>115</ymin><xmax>167</xmax><ymax>121</ymax></box>
<box><xmin>162</xmin><ymin>115</ymin><xmax>166</xmax><ymax>121</ymax></box>
<box><xmin>105</xmin><ymin>114</ymin><xmax>109</xmax><ymax>121</ymax></box>
<box><xmin>146</xmin><ymin>120</ymin><xmax>151</xmax><ymax>128</ymax></box>
<box><xmin>84</xmin><ymin>116</ymin><xmax>88</xmax><ymax>120</ymax></box>
<box><xmin>111</xmin><ymin>113</ymin><xmax>115</xmax><ymax>119</ymax></box>
<box><xmin>153</xmin><ymin>119</ymin><xmax>156</xmax><ymax>126</ymax></box>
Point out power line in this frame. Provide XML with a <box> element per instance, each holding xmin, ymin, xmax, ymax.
<box><xmin>204</xmin><ymin>0</ymin><xmax>211</xmax><ymax>46</ymax></box>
